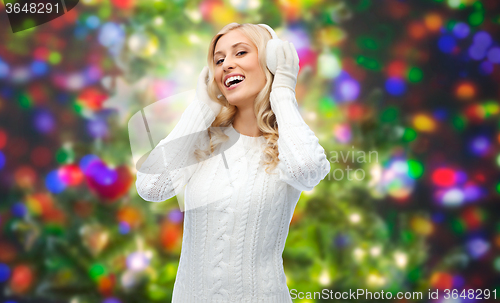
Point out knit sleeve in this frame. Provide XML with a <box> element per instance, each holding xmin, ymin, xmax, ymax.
<box><xmin>135</xmin><ymin>96</ymin><xmax>217</xmax><ymax>202</ymax></box>
<box><xmin>270</xmin><ymin>87</ymin><xmax>331</xmax><ymax>192</ymax></box>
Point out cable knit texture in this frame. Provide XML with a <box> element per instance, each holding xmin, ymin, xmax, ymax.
<box><xmin>136</xmin><ymin>87</ymin><xmax>330</xmax><ymax>303</ymax></box>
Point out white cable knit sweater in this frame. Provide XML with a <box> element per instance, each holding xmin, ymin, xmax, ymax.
<box><xmin>136</xmin><ymin>87</ymin><xmax>330</xmax><ymax>303</ymax></box>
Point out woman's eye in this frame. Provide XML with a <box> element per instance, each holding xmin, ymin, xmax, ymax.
<box><xmin>215</xmin><ymin>51</ymin><xmax>246</xmax><ymax>65</ymax></box>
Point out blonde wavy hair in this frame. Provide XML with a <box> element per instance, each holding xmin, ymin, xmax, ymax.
<box><xmin>194</xmin><ymin>23</ymin><xmax>280</xmax><ymax>174</ymax></box>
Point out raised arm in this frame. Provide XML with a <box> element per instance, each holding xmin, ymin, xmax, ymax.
<box><xmin>270</xmin><ymin>42</ymin><xmax>330</xmax><ymax>192</ymax></box>
<box><xmin>271</xmin><ymin>88</ymin><xmax>330</xmax><ymax>192</ymax></box>
<box><xmin>136</xmin><ymin>67</ymin><xmax>222</xmax><ymax>202</ymax></box>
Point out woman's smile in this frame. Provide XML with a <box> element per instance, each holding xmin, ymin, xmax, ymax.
<box><xmin>225</xmin><ymin>77</ymin><xmax>246</xmax><ymax>90</ymax></box>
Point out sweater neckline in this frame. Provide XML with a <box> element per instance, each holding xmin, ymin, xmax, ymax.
<box><xmin>228</xmin><ymin>124</ymin><xmax>265</xmax><ymax>149</ymax></box>
<box><xmin>230</xmin><ymin>124</ymin><xmax>263</xmax><ymax>138</ymax></box>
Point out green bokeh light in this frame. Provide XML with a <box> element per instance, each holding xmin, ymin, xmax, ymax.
<box><xmin>408</xmin><ymin>160</ymin><xmax>424</xmax><ymax>179</ymax></box>
<box><xmin>357</xmin><ymin>36</ymin><xmax>379</xmax><ymax>51</ymax></box>
<box><xmin>98</xmin><ymin>5</ymin><xmax>111</xmax><ymax>19</ymax></box>
<box><xmin>49</xmin><ymin>52</ymin><xmax>62</xmax><ymax>65</ymax></box>
<box><xmin>18</xmin><ymin>93</ymin><xmax>32</xmax><ymax>109</ymax></box>
<box><xmin>356</xmin><ymin>55</ymin><xmax>382</xmax><ymax>71</ymax></box>
<box><xmin>402</xmin><ymin>128</ymin><xmax>417</xmax><ymax>142</ymax></box>
<box><xmin>451</xmin><ymin>115</ymin><xmax>467</xmax><ymax>131</ymax></box>
<box><xmin>381</xmin><ymin>106</ymin><xmax>399</xmax><ymax>123</ymax></box>
<box><xmin>319</xmin><ymin>96</ymin><xmax>336</xmax><ymax>118</ymax></box>
<box><xmin>55</xmin><ymin>147</ymin><xmax>75</xmax><ymax>164</ymax></box>
<box><xmin>89</xmin><ymin>263</ymin><xmax>107</xmax><ymax>281</ymax></box>
<box><xmin>469</xmin><ymin>12</ymin><xmax>484</xmax><ymax>26</ymax></box>
<box><xmin>408</xmin><ymin>67</ymin><xmax>423</xmax><ymax>83</ymax></box>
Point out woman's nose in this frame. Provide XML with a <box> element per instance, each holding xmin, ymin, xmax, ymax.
<box><xmin>223</xmin><ymin>58</ymin><xmax>235</xmax><ymax>71</ymax></box>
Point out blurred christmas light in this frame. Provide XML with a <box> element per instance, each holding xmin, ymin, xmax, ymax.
<box><xmin>463</xmin><ymin>184</ymin><xmax>482</xmax><ymax>201</ymax></box>
<box><xmin>349</xmin><ymin>213</ymin><xmax>361</xmax><ymax>224</ymax></box>
<box><xmin>402</xmin><ymin>128</ymin><xmax>417</xmax><ymax>142</ymax></box>
<box><xmin>442</xmin><ymin>188</ymin><xmax>465</xmax><ymax>206</ymax></box>
<box><xmin>87</xmin><ymin>118</ymin><xmax>109</xmax><ymax>139</ymax></box>
<box><xmin>126</xmin><ymin>251</ymin><xmax>151</xmax><ymax>272</ymax></box>
<box><xmin>333</xmin><ymin>123</ymin><xmax>351</xmax><ymax>144</ymax></box>
<box><xmin>469</xmin><ymin>135</ymin><xmax>490</xmax><ymax>156</ymax></box>
<box><xmin>353</xmin><ymin>247</ymin><xmax>365</xmax><ymax>261</ymax></box>
<box><xmin>407</xmin><ymin>67</ymin><xmax>423</xmax><ymax>83</ymax></box>
<box><xmin>80</xmin><ymin>154</ymin><xmax>100</xmax><ymax>173</ymax></box>
<box><xmin>385</xmin><ymin>77</ymin><xmax>406</xmax><ymax>96</ymax></box>
<box><xmin>452</xmin><ymin>21</ymin><xmax>470</xmax><ymax>38</ymax></box>
<box><xmin>479</xmin><ymin>60</ymin><xmax>493</xmax><ymax>75</ymax></box>
<box><xmin>412</xmin><ymin>114</ymin><xmax>436</xmax><ymax>132</ymax></box>
<box><xmin>430</xmin><ymin>272</ymin><xmax>453</xmax><ymax>289</ymax></box>
<box><xmin>386</xmin><ymin>60</ymin><xmax>406</xmax><ymax>78</ymax></box>
<box><xmin>469</xmin><ymin>44</ymin><xmax>487</xmax><ymax>60</ymax></box>
<box><xmin>411</xmin><ymin>217</ymin><xmax>434</xmax><ymax>235</ymax></box>
<box><xmin>366</xmin><ymin>273</ymin><xmax>386</xmax><ymax>287</ymax></box>
<box><xmin>466</xmin><ymin>237</ymin><xmax>489</xmax><ymax>259</ymax></box>
<box><xmin>30</xmin><ymin>60</ymin><xmax>48</xmax><ymax>76</ymax></box>
<box><xmin>118</xmin><ymin>222</ymin><xmax>130</xmax><ymax>234</ymax></box>
<box><xmin>394</xmin><ymin>251</ymin><xmax>407</xmax><ymax>268</ymax></box>
<box><xmin>89</xmin><ymin>263</ymin><xmax>107</xmax><ymax>281</ymax></box>
<box><xmin>438</xmin><ymin>35</ymin><xmax>456</xmax><ymax>53</ymax></box>
<box><xmin>86</xmin><ymin>160</ymin><xmax>117</xmax><ymax>186</ymax></box>
<box><xmin>0</xmin><ymin>128</ymin><xmax>6</xmax><ymax>149</ymax></box>
<box><xmin>46</xmin><ymin>169</ymin><xmax>67</xmax><ymax>194</ymax></box>
<box><xmin>487</xmin><ymin>47</ymin><xmax>500</xmax><ymax>63</ymax></box>
<box><xmin>0</xmin><ymin>58</ymin><xmax>9</xmax><ymax>78</ymax></box>
<box><xmin>0</xmin><ymin>151</ymin><xmax>5</xmax><ymax>170</ymax></box>
<box><xmin>469</xmin><ymin>11</ymin><xmax>484</xmax><ymax>26</ymax></box>
<box><xmin>0</xmin><ymin>263</ymin><xmax>11</xmax><ymax>282</ymax></box>
<box><xmin>318</xmin><ymin>51</ymin><xmax>341</xmax><ymax>79</ymax></box>
<box><xmin>10</xmin><ymin>264</ymin><xmax>33</xmax><ymax>294</ymax></box>
<box><xmin>98</xmin><ymin>22</ymin><xmax>125</xmax><ymax>56</ymax></box>
<box><xmin>318</xmin><ymin>269</ymin><xmax>330</xmax><ymax>286</ymax></box>
<box><xmin>86</xmin><ymin>15</ymin><xmax>100</xmax><ymax>29</ymax></box>
<box><xmin>473</xmin><ymin>31</ymin><xmax>492</xmax><ymax>49</ymax></box>
<box><xmin>128</xmin><ymin>32</ymin><xmax>159</xmax><ymax>58</ymax></box>
<box><xmin>102</xmin><ymin>297</ymin><xmax>122</xmax><ymax>303</ymax></box>
<box><xmin>11</xmin><ymin>202</ymin><xmax>27</xmax><ymax>218</ymax></box>
<box><xmin>432</xmin><ymin>168</ymin><xmax>456</xmax><ymax>187</ymax></box>
<box><xmin>59</xmin><ymin>164</ymin><xmax>84</xmax><ymax>186</ymax></box>
<box><xmin>424</xmin><ymin>13</ymin><xmax>443</xmax><ymax>31</ymax></box>
<box><xmin>370</xmin><ymin>246</ymin><xmax>381</xmax><ymax>257</ymax></box>
<box><xmin>168</xmin><ymin>209</ymin><xmax>183</xmax><ymax>223</ymax></box>
<box><xmin>33</xmin><ymin>109</ymin><xmax>55</xmax><ymax>134</ymax></box>
<box><xmin>494</xmin><ymin>257</ymin><xmax>500</xmax><ymax>272</ymax></box>
<box><xmin>408</xmin><ymin>21</ymin><xmax>426</xmax><ymax>40</ymax></box>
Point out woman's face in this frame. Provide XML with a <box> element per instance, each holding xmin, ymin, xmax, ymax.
<box><xmin>213</xmin><ymin>30</ymin><xmax>266</xmax><ymax>107</ymax></box>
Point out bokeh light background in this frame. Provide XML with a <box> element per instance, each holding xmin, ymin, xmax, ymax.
<box><xmin>1</xmin><ymin>0</ymin><xmax>500</xmax><ymax>302</ymax></box>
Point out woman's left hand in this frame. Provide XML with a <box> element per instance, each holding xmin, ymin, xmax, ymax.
<box><xmin>271</xmin><ymin>41</ymin><xmax>300</xmax><ymax>93</ymax></box>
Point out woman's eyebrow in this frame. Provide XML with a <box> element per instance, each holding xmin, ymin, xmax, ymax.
<box><xmin>214</xmin><ymin>42</ymin><xmax>250</xmax><ymax>56</ymax></box>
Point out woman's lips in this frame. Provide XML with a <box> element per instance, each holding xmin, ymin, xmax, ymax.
<box><xmin>226</xmin><ymin>78</ymin><xmax>245</xmax><ymax>91</ymax></box>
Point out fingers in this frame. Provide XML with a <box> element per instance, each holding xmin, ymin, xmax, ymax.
<box><xmin>276</xmin><ymin>40</ymin><xmax>285</xmax><ymax>67</ymax></box>
<box><xmin>282</xmin><ymin>41</ymin><xmax>293</xmax><ymax>65</ymax></box>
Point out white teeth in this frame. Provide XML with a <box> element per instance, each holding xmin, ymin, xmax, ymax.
<box><xmin>225</xmin><ymin>75</ymin><xmax>245</xmax><ymax>87</ymax></box>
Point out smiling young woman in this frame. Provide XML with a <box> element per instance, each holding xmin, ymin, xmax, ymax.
<box><xmin>136</xmin><ymin>23</ymin><xmax>331</xmax><ymax>303</ymax></box>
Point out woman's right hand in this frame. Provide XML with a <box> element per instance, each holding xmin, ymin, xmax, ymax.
<box><xmin>196</xmin><ymin>66</ymin><xmax>222</xmax><ymax>116</ymax></box>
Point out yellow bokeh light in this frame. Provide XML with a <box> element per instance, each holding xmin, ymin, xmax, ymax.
<box><xmin>411</xmin><ymin>216</ymin><xmax>434</xmax><ymax>235</ymax></box>
<box><xmin>413</xmin><ymin>114</ymin><xmax>436</xmax><ymax>132</ymax></box>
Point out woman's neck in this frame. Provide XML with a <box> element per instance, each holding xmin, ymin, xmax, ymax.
<box><xmin>232</xmin><ymin>105</ymin><xmax>262</xmax><ymax>137</ymax></box>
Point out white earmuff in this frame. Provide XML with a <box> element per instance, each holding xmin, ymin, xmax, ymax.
<box><xmin>258</xmin><ymin>24</ymin><xmax>283</xmax><ymax>75</ymax></box>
